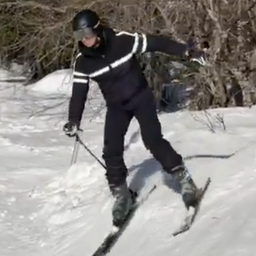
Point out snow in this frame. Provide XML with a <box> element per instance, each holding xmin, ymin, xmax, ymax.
<box><xmin>1</xmin><ymin>66</ymin><xmax>256</xmax><ymax>256</ymax></box>
<box><xmin>30</xmin><ymin>69</ymin><xmax>73</xmax><ymax>96</ymax></box>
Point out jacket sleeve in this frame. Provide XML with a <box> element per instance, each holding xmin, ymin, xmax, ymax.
<box><xmin>68</xmin><ymin>54</ymin><xmax>89</xmax><ymax>127</ymax></box>
<box><xmin>140</xmin><ymin>34</ymin><xmax>188</xmax><ymax>57</ymax></box>
<box><xmin>115</xmin><ymin>30</ymin><xmax>188</xmax><ymax>58</ymax></box>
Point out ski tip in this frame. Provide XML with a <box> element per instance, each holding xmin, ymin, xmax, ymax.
<box><xmin>172</xmin><ymin>226</ymin><xmax>189</xmax><ymax>236</ymax></box>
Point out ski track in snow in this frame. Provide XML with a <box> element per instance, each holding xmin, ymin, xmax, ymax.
<box><xmin>1</xmin><ymin>66</ymin><xmax>256</xmax><ymax>256</ymax></box>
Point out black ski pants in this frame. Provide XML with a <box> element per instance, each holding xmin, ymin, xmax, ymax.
<box><xmin>102</xmin><ymin>88</ymin><xmax>183</xmax><ymax>189</ymax></box>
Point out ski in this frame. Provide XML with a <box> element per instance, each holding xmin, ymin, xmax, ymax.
<box><xmin>172</xmin><ymin>177</ymin><xmax>211</xmax><ymax>236</ymax></box>
<box><xmin>91</xmin><ymin>185</ymin><xmax>157</xmax><ymax>256</ymax></box>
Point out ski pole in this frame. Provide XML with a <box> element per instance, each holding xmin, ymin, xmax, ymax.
<box><xmin>70</xmin><ymin>133</ymin><xmax>80</xmax><ymax>165</ymax></box>
<box><xmin>75</xmin><ymin>133</ymin><xmax>107</xmax><ymax>170</ymax></box>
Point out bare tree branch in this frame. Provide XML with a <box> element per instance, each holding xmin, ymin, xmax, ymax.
<box><xmin>1</xmin><ymin>0</ymin><xmax>256</xmax><ymax>111</ymax></box>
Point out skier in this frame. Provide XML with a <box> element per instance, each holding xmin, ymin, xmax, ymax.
<box><xmin>63</xmin><ymin>9</ymin><xmax>207</xmax><ymax>227</ymax></box>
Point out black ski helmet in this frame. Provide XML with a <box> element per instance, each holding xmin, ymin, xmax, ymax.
<box><xmin>72</xmin><ymin>9</ymin><xmax>101</xmax><ymax>41</ymax></box>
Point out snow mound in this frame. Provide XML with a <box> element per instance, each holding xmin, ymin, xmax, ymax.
<box><xmin>30</xmin><ymin>69</ymin><xmax>73</xmax><ymax>95</ymax></box>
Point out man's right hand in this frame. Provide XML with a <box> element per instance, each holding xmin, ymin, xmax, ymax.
<box><xmin>63</xmin><ymin>121</ymin><xmax>78</xmax><ymax>137</ymax></box>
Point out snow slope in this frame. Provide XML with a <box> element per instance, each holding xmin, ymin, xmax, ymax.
<box><xmin>1</xmin><ymin>67</ymin><xmax>256</xmax><ymax>256</ymax></box>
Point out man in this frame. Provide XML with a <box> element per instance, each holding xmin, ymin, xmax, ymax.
<box><xmin>63</xmin><ymin>9</ymin><xmax>206</xmax><ymax>227</ymax></box>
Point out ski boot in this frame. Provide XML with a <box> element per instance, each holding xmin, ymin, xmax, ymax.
<box><xmin>110</xmin><ymin>183</ymin><xmax>137</xmax><ymax>227</ymax></box>
<box><xmin>171</xmin><ymin>164</ymin><xmax>200</xmax><ymax>210</ymax></box>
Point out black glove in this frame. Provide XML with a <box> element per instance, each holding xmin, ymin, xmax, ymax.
<box><xmin>186</xmin><ymin>38</ymin><xmax>207</xmax><ymax>66</ymax></box>
<box><xmin>63</xmin><ymin>121</ymin><xmax>78</xmax><ymax>137</ymax></box>
<box><xmin>188</xmin><ymin>49</ymin><xmax>207</xmax><ymax>66</ymax></box>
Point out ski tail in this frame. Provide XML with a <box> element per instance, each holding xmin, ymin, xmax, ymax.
<box><xmin>91</xmin><ymin>185</ymin><xmax>157</xmax><ymax>256</ymax></box>
<box><xmin>172</xmin><ymin>177</ymin><xmax>211</xmax><ymax>236</ymax></box>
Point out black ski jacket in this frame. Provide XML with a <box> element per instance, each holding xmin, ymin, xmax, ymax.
<box><xmin>68</xmin><ymin>27</ymin><xmax>189</xmax><ymax>126</ymax></box>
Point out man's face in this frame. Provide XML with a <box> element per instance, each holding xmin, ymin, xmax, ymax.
<box><xmin>74</xmin><ymin>28</ymin><xmax>100</xmax><ymax>48</ymax></box>
<box><xmin>81</xmin><ymin>34</ymin><xmax>98</xmax><ymax>47</ymax></box>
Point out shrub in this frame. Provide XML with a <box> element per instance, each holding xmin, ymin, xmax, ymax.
<box><xmin>1</xmin><ymin>0</ymin><xmax>256</xmax><ymax>109</ymax></box>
